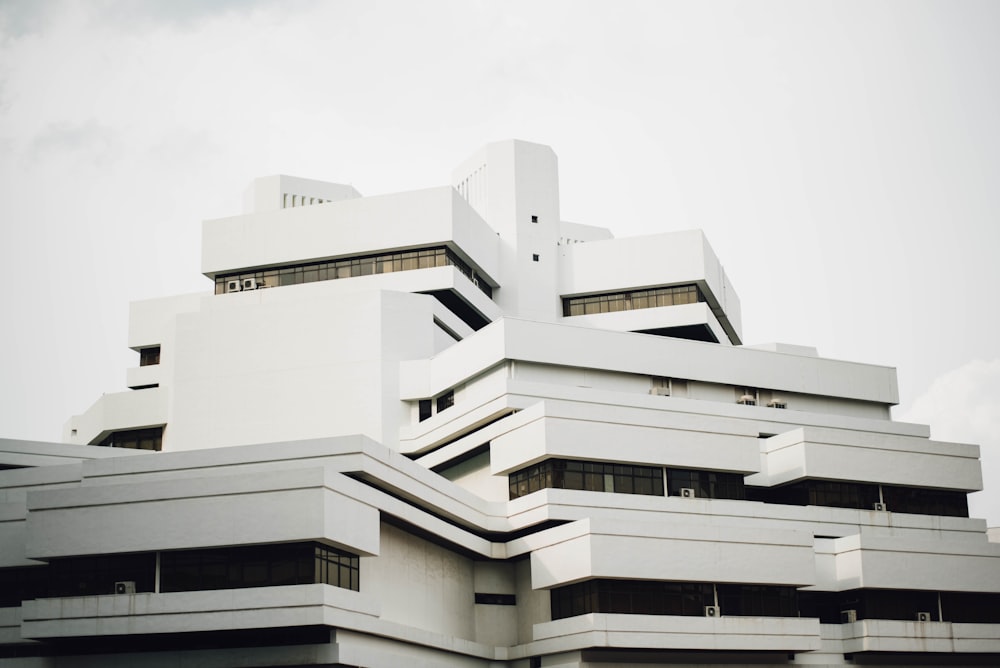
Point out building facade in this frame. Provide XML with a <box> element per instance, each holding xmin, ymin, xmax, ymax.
<box><xmin>1</xmin><ymin>140</ymin><xmax>998</xmax><ymax>667</ymax></box>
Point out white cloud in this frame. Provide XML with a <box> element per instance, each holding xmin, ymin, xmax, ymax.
<box><xmin>898</xmin><ymin>360</ymin><xmax>1000</xmax><ymax>528</ymax></box>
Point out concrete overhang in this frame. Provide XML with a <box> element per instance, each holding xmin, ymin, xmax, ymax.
<box><xmin>399</xmin><ymin>319</ymin><xmax>900</xmax><ymax>406</ymax></box>
<box><xmin>202</xmin><ymin>186</ymin><xmax>500</xmax><ymax>286</ymax></box>
<box><xmin>559</xmin><ymin>230</ymin><xmax>742</xmax><ymax>344</ymax></box>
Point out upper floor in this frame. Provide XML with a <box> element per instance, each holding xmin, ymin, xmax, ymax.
<box><xmin>62</xmin><ymin>140</ymin><xmax>912</xmax><ymax>464</ymax></box>
<box><xmin>202</xmin><ymin>140</ymin><xmax>742</xmax><ymax>343</ymax></box>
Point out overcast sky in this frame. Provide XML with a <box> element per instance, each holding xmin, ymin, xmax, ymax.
<box><xmin>0</xmin><ymin>0</ymin><xmax>997</xmax><ymax>524</ymax></box>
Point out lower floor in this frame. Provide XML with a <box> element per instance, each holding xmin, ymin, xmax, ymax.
<box><xmin>2</xmin><ymin>437</ymin><xmax>998</xmax><ymax>667</ymax></box>
<box><xmin>3</xmin><ymin>626</ymin><xmax>1000</xmax><ymax>668</ymax></box>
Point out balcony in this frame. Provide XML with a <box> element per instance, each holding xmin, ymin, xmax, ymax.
<box><xmin>747</xmin><ymin>427</ymin><xmax>982</xmax><ymax>491</ymax></box>
<box><xmin>19</xmin><ymin>584</ymin><xmax>376</xmax><ymax>639</ymax></box>
<box><xmin>532</xmin><ymin>613</ymin><xmax>821</xmax><ymax>653</ymax></box>
<box><xmin>839</xmin><ymin>619</ymin><xmax>1000</xmax><ymax>654</ymax></box>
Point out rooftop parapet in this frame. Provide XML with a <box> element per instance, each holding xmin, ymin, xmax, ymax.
<box><xmin>242</xmin><ymin>174</ymin><xmax>361</xmax><ymax>214</ymax></box>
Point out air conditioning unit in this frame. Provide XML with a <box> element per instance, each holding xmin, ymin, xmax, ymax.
<box><xmin>873</xmin><ymin>502</ymin><xmax>888</xmax><ymax>512</ymax></box>
<box><xmin>471</xmin><ymin>277</ymin><xmax>480</xmax><ymax>287</ymax></box>
<box><xmin>225</xmin><ymin>279</ymin><xmax>242</xmax><ymax>293</ymax></box>
<box><xmin>680</xmin><ymin>487</ymin><xmax>696</xmax><ymax>498</ymax></box>
<box><xmin>767</xmin><ymin>400</ymin><xmax>787</xmax><ymax>409</ymax></box>
<box><xmin>916</xmin><ymin>611</ymin><xmax>933</xmax><ymax>622</ymax></box>
<box><xmin>705</xmin><ymin>605</ymin><xmax>720</xmax><ymax>617</ymax></box>
<box><xmin>114</xmin><ymin>581</ymin><xmax>136</xmax><ymax>595</ymax></box>
<box><xmin>649</xmin><ymin>387</ymin><xmax>670</xmax><ymax>396</ymax></box>
<box><xmin>737</xmin><ymin>395</ymin><xmax>757</xmax><ymax>406</ymax></box>
<box><xmin>841</xmin><ymin>609</ymin><xmax>858</xmax><ymax>623</ymax></box>
<box><xmin>242</xmin><ymin>277</ymin><xmax>258</xmax><ymax>290</ymax></box>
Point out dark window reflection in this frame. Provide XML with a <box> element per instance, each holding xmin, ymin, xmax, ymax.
<box><xmin>563</xmin><ymin>284</ymin><xmax>703</xmax><ymax>317</ymax></box>
<box><xmin>97</xmin><ymin>426</ymin><xmax>163</xmax><ymax>451</ymax></box>
<box><xmin>509</xmin><ymin>459</ymin><xmax>664</xmax><ymax>500</ymax></box>
<box><xmin>139</xmin><ymin>347</ymin><xmax>160</xmax><ymax>366</ymax></box>
<box><xmin>216</xmin><ymin>246</ymin><xmax>491</xmax><ymax>298</ymax></box>
<box><xmin>160</xmin><ymin>542</ymin><xmax>359</xmax><ymax>593</ymax></box>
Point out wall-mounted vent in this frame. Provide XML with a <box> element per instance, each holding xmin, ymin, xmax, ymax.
<box><xmin>115</xmin><ymin>581</ymin><xmax>136</xmax><ymax>595</ymax></box>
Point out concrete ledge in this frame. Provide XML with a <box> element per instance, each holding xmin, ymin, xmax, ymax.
<box><xmin>840</xmin><ymin>619</ymin><xmax>1000</xmax><ymax>654</ymax></box>
<box><xmin>125</xmin><ymin>365</ymin><xmax>160</xmax><ymax>389</ymax></box>
<box><xmin>827</xmin><ymin>533</ymin><xmax>1000</xmax><ymax>592</ymax></box>
<box><xmin>749</xmin><ymin>427</ymin><xmax>982</xmax><ymax>490</ymax></box>
<box><xmin>20</xmin><ymin>584</ymin><xmax>376</xmax><ymax>639</ymax></box>
<box><xmin>528</xmin><ymin>518</ymin><xmax>814</xmax><ymax>588</ymax></box>
<box><xmin>531</xmin><ymin>612</ymin><xmax>821</xmax><ymax>652</ymax></box>
<box><xmin>25</xmin><ymin>468</ymin><xmax>380</xmax><ymax>558</ymax></box>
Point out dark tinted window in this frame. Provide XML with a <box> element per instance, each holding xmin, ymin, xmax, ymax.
<box><xmin>509</xmin><ymin>459</ymin><xmax>664</xmax><ymax>500</ymax></box>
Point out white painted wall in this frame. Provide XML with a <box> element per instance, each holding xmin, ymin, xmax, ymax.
<box><xmin>453</xmin><ymin>140</ymin><xmax>562</xmax><ymax>321</ymax></box>
<box><xmin>748</xmin><ymin>427</ymin><xmax>983</xmax><ymax>490</ymax></box>
<box><xmin>21</xmin><ymin>584</ymin><xmax>375</xmax><ymax>639</ymax></box>
<box><xmin>243</xmin><ymin>174</ymin><xmax>362</xmax><ymax>214</ymax></box>
<box><xmin>473</xmin><ymin>561</ymin><xmax>518</xmax><ymax>647</ymax></box>
<box><xmin>835</xmin><ymin>533</ymin><xmax>1000</xmax><ymax>592</ymax></box>
<box><xmin>364</xmin><ymin>522</ymin><xmax>476</xmax><ymax>640</ymax></box>
<box><xmin>490</xmin><ymin>415</ymin><xmax>760</xmax><ymax>476</ymax></box>
<box><xmin>515</xmin><ymin>557</ymin><xmax>550</xmax><ymax>645</ymax></box>
<box><xmin>529</xmin><ymin>518</ymin><xmax>815</xmax><ymax>589</ymax></box>
<box><xmin>557</xmin><ymin>220</ymin><xmax>613</xmax><ymax>245</ymax></box>
<box><xmin>24</xmin><ymin>467</ymin><xmax>379</xmax><ymax>558</ymax></box>
<box><xmin>205</xmin><ymin>185</ymin><xmax>501</xmax><ymax>285</ymax></box>
<box><xmin>439</xmin><ymin>451</ymin><xmax>509</xmax><ymax>503</ymax></box>
<box><xmin>148</xmin><ymin>288</ymin><xmax>442</xmax><ymax>451</ymax></box>
<box><xmin>126</xmin><ymin>292</ymin><xmax>205</xmax><ymax>350</ymax></box>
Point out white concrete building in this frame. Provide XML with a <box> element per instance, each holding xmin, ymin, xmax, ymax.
<box><xmin>2</xmin><ymin>140</ymin><xmax>998</xmax><ymax>667</ymax></box>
